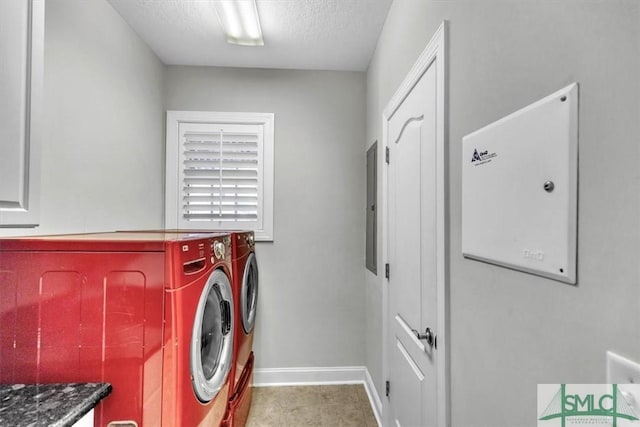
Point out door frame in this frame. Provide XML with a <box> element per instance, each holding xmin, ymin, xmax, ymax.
<box><xmin>381</xmin><ymin>21</ymin><xmax>449</xmax><ymax>427</ymax></box>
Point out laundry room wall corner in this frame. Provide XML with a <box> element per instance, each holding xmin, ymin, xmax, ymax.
<box><xmin>165</xmin><ymin>66</ymin><xmax>368</xmax><ymax>371</ymax></box>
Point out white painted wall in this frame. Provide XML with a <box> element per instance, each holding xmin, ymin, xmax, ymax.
<box><xmin>366</xmin><ymin>1</ymin><xmax>640</xmax><ymax>425</ymax></box>
<box><xmin>165</xmin><ymin>66</ymin><xmax>367</xmax><ymax>369</ymax></box>
<box><xmin>0</xmin><ymin>0</ymin><xmax>165</xmax><ymax>237</ymax></box>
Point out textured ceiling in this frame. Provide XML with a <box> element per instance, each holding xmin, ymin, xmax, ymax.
<box><xmin>107</xmin><ymin>0</ymin><xmax>394</xmax><ymax>71</ymax></box>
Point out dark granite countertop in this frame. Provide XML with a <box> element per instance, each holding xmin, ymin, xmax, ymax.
<box><xmin>0</xmin><ymin>383</ymin><xmax>111</xmax><ymax>427</ymax></box>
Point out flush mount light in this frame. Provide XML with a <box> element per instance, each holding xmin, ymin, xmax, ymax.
<box><xmin>214</xmin><ymin>0</ymin><xmax>264</xmax><ymax>46</ymax></box>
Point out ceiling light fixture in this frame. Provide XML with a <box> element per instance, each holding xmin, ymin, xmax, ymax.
<box><xmin>214</xmin><ymin>0</ymin><xmax>264</xmax><ymax>46</ymax></box>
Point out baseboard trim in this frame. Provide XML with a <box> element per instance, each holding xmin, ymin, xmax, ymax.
<box><xmin>363</xmin><ymin>367</ymin><xmax>383</xmax><ymax>426</ymax></box>
<box><xmin>253</xmin><ymin>366</ymin><xmax>382</xmax><ymax>426</ymax></box>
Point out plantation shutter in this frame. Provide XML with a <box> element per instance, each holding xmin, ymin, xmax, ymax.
<box><xmin>178</xmin><ymin>123</ymin><xmax>263</xmax><ymax>229</ymax></box>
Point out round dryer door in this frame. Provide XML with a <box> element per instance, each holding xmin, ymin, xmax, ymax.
<box><xmin>191</xmin><ymin>268</ymin><xmax>234</xmax><ymax>402</ymax></box>
<box><xmin>241</xmin><ymin>253</ymin><xmax>259</xmax><ymax>334</ymax></box>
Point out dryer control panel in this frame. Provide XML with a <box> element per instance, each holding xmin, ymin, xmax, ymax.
<box><xmin>180</xmin><ymin>235</ymin><xmax>231</xmax><ymax>278</ymax></box>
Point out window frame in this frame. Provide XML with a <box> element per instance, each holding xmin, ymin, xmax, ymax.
<box><xmin>165</xmin><ymin>110</ymin><xmax>274</xmax><ymax>241</ymax></box>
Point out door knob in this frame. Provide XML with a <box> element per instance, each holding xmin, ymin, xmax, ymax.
<box><xmin>412</xmin><ymin>327</ymin><xmax>435</xmax><ymax>348</ymax></box>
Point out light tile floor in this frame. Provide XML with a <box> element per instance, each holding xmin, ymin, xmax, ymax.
<box><xmin>246</xmin><ymin>384</ymin><xmax>379</xmax><ymax>427</ymax></box>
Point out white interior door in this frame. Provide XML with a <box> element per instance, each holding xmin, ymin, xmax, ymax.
<box><xmin>384</xmin><ymin>22</ymin><xmax>448</xmax><ymax>427</ymax></box>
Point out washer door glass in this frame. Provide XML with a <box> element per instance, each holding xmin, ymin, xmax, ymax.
<box><xmin>241</xmin><ymin>253</ymin><xmax>259</xmax><ymax>334</ymax></box>
<box><xmin>191</xmin><ymin>268</ymin><xmax>233</xmax><ymax>403</ymax></box>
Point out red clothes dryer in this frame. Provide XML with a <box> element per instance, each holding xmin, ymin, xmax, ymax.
<box><xmin>0</xmin><ymin>232</ymin><xmax>234</xmax><ymax>427</ymax></box>
<box><xmin>225</xmin><ymin>231</ymin><xmax>258</xmax><ymax>427</ymax></box>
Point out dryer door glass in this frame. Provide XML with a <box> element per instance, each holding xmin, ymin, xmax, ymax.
<box><xmin>191</xmin><ymin>268</ymin><xmax>233</xmax><ymax>402</ymax></box>
<box><xmin>201</xmin><ymin>286</ymin><xmax>227</xmax><ymax>379</ymax></box>
<box><xmin>241</xmin><ymin>253</ymin><xmax>259</xmax><ymax>334</ymax></box>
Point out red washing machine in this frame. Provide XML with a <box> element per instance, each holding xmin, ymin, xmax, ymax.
<box><xmin>0</xmin><ymin>231</ymin><xmax>234</xmax><ymax>427</ymax></box>
<box><xmin>123</xmin><ymin>229</ymin><xmax>259</xmax><ymax>427</ymax></box>
<box><xmin>224</xmin><ymin>231</ymin><xmax>258</xmax><ymax>427</ymax></box>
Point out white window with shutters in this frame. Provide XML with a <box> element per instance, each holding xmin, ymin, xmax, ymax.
<box><xmin>166</xmin><ymin>111</ymin><xmax>274</xmax><ymax>241</ymax></box>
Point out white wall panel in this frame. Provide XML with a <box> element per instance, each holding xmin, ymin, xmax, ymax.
<box><xmin>462</xmin><ymin>83</ymin><xmax>578</xmax><ymax>284</ymax></box>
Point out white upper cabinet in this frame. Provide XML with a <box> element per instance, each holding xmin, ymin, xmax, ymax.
<box><xmin>0</xmin><ymin>0</ymin><xmax>44</xmax><ymax>227</ymax></box>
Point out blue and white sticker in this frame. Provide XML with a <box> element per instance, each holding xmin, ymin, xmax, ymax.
<box><xmin>471</xmin><ymin>148</ymin><xmax>497</xmax><ymax>166</ymax></box>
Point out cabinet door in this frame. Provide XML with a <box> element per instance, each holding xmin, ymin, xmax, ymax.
<box><xmin>0</xmin><ymin>0</ymin><xmax>43</xmax><ymax>227</ymax></box>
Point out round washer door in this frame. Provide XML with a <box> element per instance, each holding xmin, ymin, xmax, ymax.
<box><xmin>191</xmin><ymin>268</ymin><xmax>234</xmax><ymax>403</ymax></box>
<box><xmin>241</xmin><ymin>253</ymin><xmax>259</xmax><ymax>334</ymax></box>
